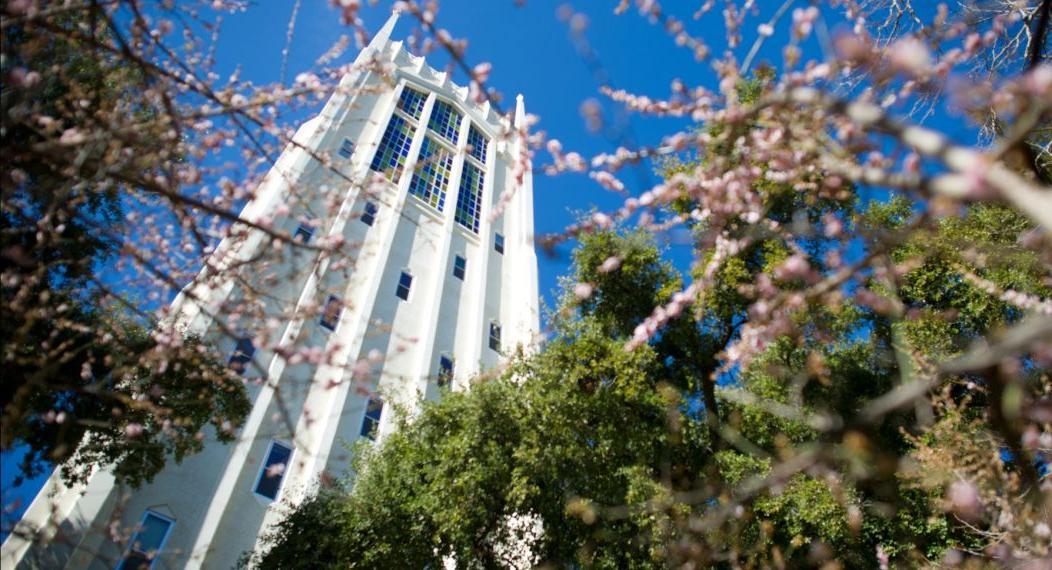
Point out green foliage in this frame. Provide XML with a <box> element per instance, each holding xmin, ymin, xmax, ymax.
<box><xmin>753</xmin><ymin>475</ymin><xmax>852</xmax><ymax>552</ymax></box>
<box><xmin>253</xmin><ymin>228</ymin><xmax>985</xmax><ymax>568</ymax></box>
<box><xmin>254</xmin><ymin>320</ymin><xmax>684</xmax><ymax>568</ymax></box>
<box><xmin>1</xmin><ymin>308</ymin><xmax>250</xmax><ymax>487</ymax></box>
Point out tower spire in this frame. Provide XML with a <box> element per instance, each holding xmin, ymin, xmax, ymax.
<box><xmin>370</xmin><ymin>8</ymin><xmax>401</xmax><ymax>51</ymax></box>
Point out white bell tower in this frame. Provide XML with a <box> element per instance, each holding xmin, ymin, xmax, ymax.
<box><xmin>2</xmin><ymin>10</ymin><xmax>539</xmax><ymax>569</ymax></box>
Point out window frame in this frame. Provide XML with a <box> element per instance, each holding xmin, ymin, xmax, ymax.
<box><xmin>466</xmin><ymin>123</ymin><xmax>488</xmax><ymax>165</ymax></box>
<box><xmin>252</xmin><ymin>439</ymin><xmax>294</xmax><ymax>502</ymax></box>
<box><xmin>396</xmin><ymin>85</ymin><xmax>428</xmax><ymax>121</ymax></box>
<box><xmin>115</xmin><ymin>510</ymin><xmax>175</xmax><ymax>570</ymax></box>
<box><xmin>227</xmin><ymin>337</ymin><xmax>256</xmax><ymax>376</ymax></box>
<box><xmin>427</xmin><ymin>98</ymin><xmax>463</xmax><ymax>144</ymax></box>
<box><xmin>396</xmin><ymin>271</ymin><xmax>413</xmax><ymax>301</ymax></box>
<box><xmin>361</xmin><ymin>201</ymin><xmax>378</xmax><ymax>226</ymax></box>
<box><xmin>360</xmin><ymin>398</ymin><xmax>384</xmax><ymax>440</ymax></box>
<box><xmin>338</xmin><ymin>137</ymin><xmax>355</xmax><ymax>159</ymax></box>
<box><xmin>319</xmin><ymin>294</ymin><xmax>342</xmax><ymax>332</ymax></box>
<box><xmin>438</xmin><ymin>354</ymin><xmax>454</xmax><ymax>387</ymax></box>
<box><xmin>452</xmin><ymin>255</ymin><xmax>467</xmax><ymax>280</ymax></box>
<box><xmin>293</xmin><ymin>223</ymin><xmax>314</xmax><ymax>244</ymax></box>
<box><xmin>488</xmin><ymin>321</ymin><xmax>502</xmax><ymax>352</ymax></box>
<box><xmin>369</xmin><ymin>113</ymin><xmax>417</xmax><ymax>182</ymax></box>
<box><xmin>454</xmin><ymin>162</ymin><xmax>484</xmax><ymax>234</ymax></box>
<box><xmin>407</xmin><ymin>134</ymin><xmax>455</xmax><ymax>212</ymax></box>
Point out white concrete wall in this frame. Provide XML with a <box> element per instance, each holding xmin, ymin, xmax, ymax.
<box><xmin>2</xmin><ymin>13</ymin><xmax>539</xmax><ymax>569</ymax></box>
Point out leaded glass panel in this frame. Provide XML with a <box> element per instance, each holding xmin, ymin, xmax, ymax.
<box><xmin>408</xmin><ymin>136</ymin><xmax>454</xmax><ymax>211</ymax></box>
<box><xmin>398</xmin><ymin>87</ymin><xmax>427</xmax><ymax>120</ymax></box>
<box><xmin>454</xmin><ymin>162</ymin><xmax>484</xmax><ymax>233</ymax></box>
<box><xmin>467</xmin><ymin>125</ymin><xmax>487</xmax><ymax>163</ymax></box>
<box><xmin>428</xmin><ymin>100</ymin><xmax>462</xmax><ymax>143</ymax></box>
<box><xmin>370</xmin><ymin>114</ymin><xmax>415</xmax><ymax>181</ymax></box>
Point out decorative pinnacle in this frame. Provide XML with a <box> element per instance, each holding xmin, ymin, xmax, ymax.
<box><xmin>514</xmin><ymin>94</ymin><xmax>526</xmax><ymax>129</ymax></box>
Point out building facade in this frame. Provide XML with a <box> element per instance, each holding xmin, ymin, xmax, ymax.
<box><xmin>2</xmin><ymin>11</ymin><xmax>539</xmax><ymax>569</ymax></box>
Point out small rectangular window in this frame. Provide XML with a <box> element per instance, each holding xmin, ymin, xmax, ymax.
<box><xmin>117</xmin><ymin>511</ymin><xmax>174</xmax><ymax>570</ymax></box>
<box><xmin>253</xmin><ymin>440</ymin><xmax>293</xmax><ymax>501</ymax></box>
<box><xmin>338</xmin><ymin>138</ymin><xmax>355</xmax><ymax>159</ymax></box>
<box><xmin>320</xmin><ymin>295</ymin><xmax>342</xmax><ymax>331</ymax></box>
<box><xmin>438</xmin><ymin>355</ymin><xmax>454</xmax><ymax>387</ymax></box>
<box><xmin>294</xmin><ymin>223</ymin><xmax>313</xmax><ymax>243</ymax></box>
<box><xmin>488</xmin><ymin>322</ymin><xmax>502</xmax><ymax>352</ymax></box>
<box><xmin>361</xmin><ymin>201</ymin><xmax>378</xmax><ymax>226</ymax></box>
<box><xmin>360</xmin><ymin>398</ymin><xmax>384</xmax><ymax>440</ymax></box>
<box><xmin>453</xmin><ymin>255</ymin><xmax>466</xmax><ymax>280</ymax></box>
<box><xmin>228</xmin><ymin>337</ymin><xmax>255</xmax><ymax>375</ymax></box>
<box><xmin>396</xmin><ymin>271</ymin><xmax>413</xmax><ymax>301</ymax></box>
<box><xmin>494</xmin><ymin>233</ymin><xmax>504</xmax><ymax>254</ymax></box>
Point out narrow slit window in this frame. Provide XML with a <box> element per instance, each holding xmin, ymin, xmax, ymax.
<box><xmin>438</xmin><ymin>355</ymin><xmax>454</xmax><ymax>387</ymax></box>
<box><xmin>228</xmin><ymin>337</ymin><xmax>255</xmax><ymax>376</ymax></box>
<box><xmin>408</xmin><ymin>136</ymin><xmax>454</xmax><ymax>211</ymax></box>
<box><xmin>488</xmin><ymin>322</ymin><xmax>502</xmax><ymax>352</ymax></box>
<box><xmin>452</xmin><ymin>255</ymin><xmax>466</xmax><ymax>280</ymax></box>
<box><xmin>338</xmin><ymin>138</ymin><xmax>355</xmax><ymax>159</ymax></box>
<box><xmin>293</xmin><ymin>223</ymin><xmax>313</xmax><ymax>243</ymax></box>
<box><xmin>320</xmin><ymin>295</ymin><xmax>342</xmax><ymax>331</ymax></box>
<box><xmin>466</xmin><ymin>124</ymin><xmax>488</xmax><ymax>163</ymax></box>
<box><xmin>253</xmin><ymin>440</ymin><xmax>293</xmax><ymax>501</ymax></box>
<box><xmin>396</xmin><ymin>271</ymin><xmax>413</xmax><ymax>301</ymax></box>
<box><xmin>369</xmin><ymin>114</ymin><xmax>416</xmax><ymax>181</ymax></box>
<box><xmin>360</xmin><ymin>398</ymin><xmax>384</xmax><ymax>440</ymax></box>
<box><xmin>454</xmin><ymin>163</ymin><xmax>484</xmax><ymax>233</ymax></box>
<box><xmin>427</xmin><ymin>99</ymin><xmax>462</xmax><ymax>143</ymax></box>
<box><xmin>361</xmin><ymin>201</ymin><xmax>378</xmax><ymax>226</ymax></box>
<box><xmin>117</xmin><ymin>511</ymin><xmax>174</xmax><ymax>570</ymax></box>
<box><xmin>494</xmin><ymin>233</ymin><xmax>505</xmax><ymax>254</ymax></box>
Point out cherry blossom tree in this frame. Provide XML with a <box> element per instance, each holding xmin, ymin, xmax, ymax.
<box><xmin>3</xmin><ymin>0</ymin><xmax>1051</xmax><ymax>566</ymax></box>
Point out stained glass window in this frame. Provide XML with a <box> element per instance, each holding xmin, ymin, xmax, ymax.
<box><xmin>466</xmin><ymin>125</ymin><xmax>487</xmax><ymax>163</ymax></box>
<box><xmin>428</xmin><ymin>100</ymin><xmax>462</xmax><ymax>143</ymax></box>
<box><xmin>398</xmin><ymin>87</ymin><xmax>427</xmax><ymax>120</ymax></box>
<box><xmin>370</xmin><ymin>114</ymin><xmax>416</xmax><ymax>181</ymax></box>
<box><xmin>408</xmin><ymin>136</ymin><xmax>454</xmax><ymax>211</ymax></box>
<box><xmin>454</xmin><ymin>163</ymin><xmax>484</xmax><ymax>233</ymax></box>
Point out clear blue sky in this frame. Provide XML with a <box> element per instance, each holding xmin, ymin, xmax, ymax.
<box><xmin>4</xmin><ymin>0</ymin><xmax>982</xmax><ymax>538</ymax></box>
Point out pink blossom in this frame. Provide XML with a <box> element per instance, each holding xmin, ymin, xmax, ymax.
<box><xmin>598</xmin><ymin>256</ymin><xmax>622</xmax><ymax>274</ymax></box>
<box><xmin>887</xmin><ymin>37</ymin><xmax>932</xmax><ymax>76</ymax></box>
<box><xmin>265</xmin><ymin>462</ymin><xmax>287</xmax><ymax>478</ymax></box>
<box><xmin>947</xmin><ymin>480</ymin><xmax>982</xmax><ymax>520</ymax></box>
<box><xmin>774</xmin><ymin>254</ymin><xmax>811</xmax><ymax>281</ymax></box>
<box><xmin>573</xmin><ymin>282</ymin><xmax>594</xmax><ymax>300</ymax></box>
